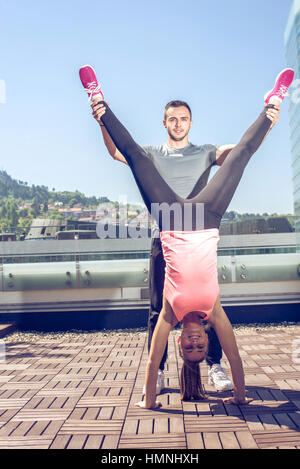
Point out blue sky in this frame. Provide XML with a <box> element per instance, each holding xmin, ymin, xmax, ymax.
<box><xmin>0</xmin><ymin>0</ymin><xmax>296</xmax><ymax>214</ymax></box>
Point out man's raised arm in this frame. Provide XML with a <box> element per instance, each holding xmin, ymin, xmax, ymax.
<box><xmin>91</xmin><ymin>99</ymin><xmax>128</xmax><ymax>165</ymax></box>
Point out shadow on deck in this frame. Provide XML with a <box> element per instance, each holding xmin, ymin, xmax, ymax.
<box><xmin>0</xmin><ymin>325</ymin><xmax>299</xmax><ymax>450</ymax></box>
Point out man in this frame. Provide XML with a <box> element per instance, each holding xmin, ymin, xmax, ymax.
<box><xmin>91</xmin><ymin>98</ymin><xmax>279</xmax><ymax>394</ymax></box>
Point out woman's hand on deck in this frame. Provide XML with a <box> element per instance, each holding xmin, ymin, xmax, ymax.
<box><xmin>134</xmin><ymin>400</ymin><xmax>162</xmax><ymax>410</ymax></box>
<box><xmin>222</xmin><ymin>396</ymin><xmax>253</xmax><ymax>405</ymax></box>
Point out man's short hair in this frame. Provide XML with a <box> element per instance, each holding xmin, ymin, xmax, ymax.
<box><xmin>164</xmin><ymin>100</ymin><xmax>192</xmax><ymax>120</ymax></box>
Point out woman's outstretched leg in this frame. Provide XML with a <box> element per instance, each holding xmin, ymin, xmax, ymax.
<box><xmin>191</xmin><ymin>105</ymin><xmax>274</xmax><ymax>229</ymax></box>
<box><xmin>79</xmin><ymin>65</ymin><xmax>181</xmax><ymax>217</ymax></box>
<box><xmin>188</xmin><ymin>67</ymin><xmax>294</xmax><ymax>229</ymax></box>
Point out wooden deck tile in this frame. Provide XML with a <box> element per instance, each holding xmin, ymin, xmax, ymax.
<box><xmin>0</xmin><ymin>398</ymin><xmax>29</xmax><ymax>409</ymax></box>
<box><xmin>252</xmin><ymin>429</ymin><xmax>300</xmax><ymax>449</ymax></box>
<box><xmin>76</xmin><ymin>396</ymin><xmax>130</xmax><ymax>407</ymax></box>
<box><xmin>83</xmin><ymin>434</ymin><xmax>104</xmax><ymax>449</ymax></box>
<box><xmin>218</xmin><ymin>431</ymin><xmax>241</xmax><ymax>449</ymax></box>
<box><xmin>240</xmin><ymin>400</ymin><xmax>298</xmax><ymax>415</ymax></box>
<box><xmin>0</xmin><ymin>325</ymin><xmax>299</xmax><ymax>449</ymax></box>
<box><xmin>184</xmin><ymin>415</ymin><xmax>249</xmax><ymax>433</ymax></box>
<box><xmin>202</xmin><ymin>432</ymin><xmax>222</xmax><ymax>449</ymax></box>
<box><xmin>58</xmin><ymin>419</ymin><xmax>123</xmax><ymax>435</ymax></box>
<box><xmin>186</xmin><ymin>432</ymin><xmax>205</xmax><ymax>449</ymax></box>
<box><xmin>118</xmin><ymin>434</ymin><xmax>187</xmax><ymax>449</ymax></box>
<box><xmin>235</xmin><ymin>430</ymin><xmax>258</xmax><ymax>449</ymax></box>
<box><xmin>49</xmin><ymin>434</ymin><xmax>71</xmax><ymax>449</ymax></box>
<box><xmin>0</xmin><ymin>435</ymin><xmax>53</xmax><ymax>449</ymax></box>
<box><xmin>12</xmin><ymin>409</ymin><xmax>71</xmax><ymax>421</ymax></box>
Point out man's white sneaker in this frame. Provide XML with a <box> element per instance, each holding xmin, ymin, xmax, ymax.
<box><xmin>142</xmin><ymin>370</ymin><xmax>165</xmax><ymax>395</ymax></box>
<box><xmin>208</xmin><ymin>364</ymin><xmax>233</xmax><ymax>392</ymax></box>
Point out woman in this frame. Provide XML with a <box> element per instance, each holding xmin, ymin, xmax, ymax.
<box><xmin>79</xmin><ymin>66</ymin><xmax>294</xmax><ymax>408</ymax></box>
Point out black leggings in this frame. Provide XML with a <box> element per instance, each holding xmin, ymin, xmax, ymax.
<box><xmin>99</xmin><ymin>103</ymin><xmax>274</xmax><ymax>230</ymax></box>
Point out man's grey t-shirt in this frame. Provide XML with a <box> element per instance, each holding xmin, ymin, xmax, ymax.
<box><xmin>142</xmin><ymin>142</ymin><xmax>219</xmax><ymax>236</ymax></box>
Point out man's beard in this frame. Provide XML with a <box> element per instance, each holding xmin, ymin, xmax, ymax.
<box><xmin>168</xmin><ymin>128</ymin><xmax>189</xmax><ymax>142</ymax></box>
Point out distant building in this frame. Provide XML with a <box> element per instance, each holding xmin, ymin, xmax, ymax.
<box><xmin>78</xmin><ymin>217</ymin><xmax>94</xmax><ymax>222</ymax></box>
<box><xmin>0</xmin><ymin>233</ymin><xmax>16</xmax><ymax>242</ymax></box>
<box><xmin>285</xmin><ymin>0</ymin><xmax>300</xmax><ymax>249</ymax></box>
<box><xmin>25</xmin><ymin>218</ymin><xmax>99</xmax><ymax>240</ymax></box>
<box><xmin>25</xmin><ymin>219</ymin><xmax>67</xmax><ymax>240</ymax></box>
<box><xmin>220</xmin><ymin>217</ymin><xmax>294</xmax><ymax>236</ymax></box>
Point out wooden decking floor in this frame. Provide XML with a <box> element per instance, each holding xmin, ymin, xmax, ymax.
<box><xmin>0</xmin><ymin>325</ymin><xmax>299</xmax><ymax>450</ymax></box>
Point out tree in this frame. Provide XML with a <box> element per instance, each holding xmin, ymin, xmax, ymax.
<box><xmin>31</xmin><ymin>197</ymin><xmax>41</xmax><ymax>217</ymax></box>
<box><xmin>18</xmin><ymin>207</ymin><xmax>28</xmax><ymax>218</ymax></box>
<box><xmin>0</xmin><ymin>198</ymin><xmax>19</xmax><ymax>230</ymax></box>
<box><xmin>49</xmin><ymin>211</ymin><xmax>64</xmax><ymax>220</ymax></box>
<box><xmin>225</xmin><ymin>211</ymin><xmax>236</xmax><ymax>221</ymax></box>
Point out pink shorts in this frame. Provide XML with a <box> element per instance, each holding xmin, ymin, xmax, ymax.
<box><xmin>160</xmin><ymin>229</ymin><xmax>220</xmax><ymax>322</ymax></box>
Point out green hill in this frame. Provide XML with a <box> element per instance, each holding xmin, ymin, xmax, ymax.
<box><xmin>0</xmin><ymin>170</ymin><xmax>110</xmax><ymax>233</ymax></box>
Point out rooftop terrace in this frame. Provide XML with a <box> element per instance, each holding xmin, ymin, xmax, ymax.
<box><xmin>0</xmin><ymin>323</ymin><xmax>299</xmax><ymax>450</ymax></box>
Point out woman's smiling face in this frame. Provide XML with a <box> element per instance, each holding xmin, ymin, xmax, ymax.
<box><xmin>179</xmin><ymin>311</ymin><xmax>208</xmax><ymax>362</ymax></box>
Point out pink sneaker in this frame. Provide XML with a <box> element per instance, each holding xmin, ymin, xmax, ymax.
<box><xmin>79</xmin><ymin>65</ymin><xmax>104</xmax><ymax>102</ymax></box>
<box><xmin>264</xmin><ymin>68</ymin><xmax>294</xmax><ymax>103</ymax></box>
